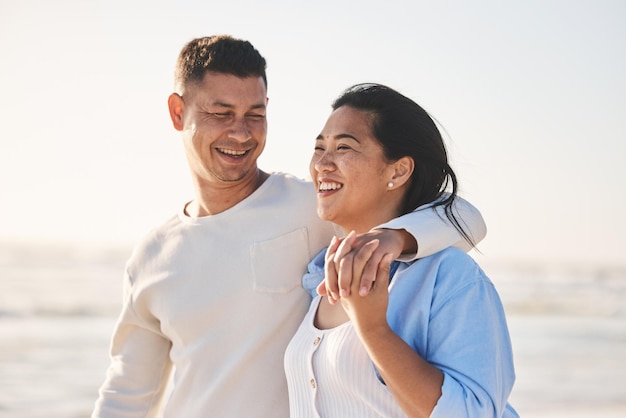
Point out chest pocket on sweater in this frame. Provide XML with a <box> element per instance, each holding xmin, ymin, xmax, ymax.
<box><xmin>251</xmin><ymin>228</ymin><xmax>311</xmax><ymax>293</ymax></box>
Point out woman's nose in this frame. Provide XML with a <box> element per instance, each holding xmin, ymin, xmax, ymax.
<box><xmin>314</xmin><ymin>151</ymin><xmax>335</xmax><ymax>172</ymax></box>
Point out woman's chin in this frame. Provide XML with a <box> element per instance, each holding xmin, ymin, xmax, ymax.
<box><xmin>317</xmin><ymin>209</ymin><xmax>339</xmax><ymax>224</ymax></box>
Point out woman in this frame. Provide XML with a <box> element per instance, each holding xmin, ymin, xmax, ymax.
<box><xmin>284</xmin><ymin>83</ymin><xmax>518</xmax><ymax>417</ymax></box>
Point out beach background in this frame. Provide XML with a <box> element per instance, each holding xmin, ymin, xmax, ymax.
<box><xmin>1</xmin><ymin>242</ymin><xmax>625</xmax><ymax>418</ymax></box>
<box><xmin>1</xmin><ymin>1</ymin><xmax>625</xmax><ymax>417</ymax></box>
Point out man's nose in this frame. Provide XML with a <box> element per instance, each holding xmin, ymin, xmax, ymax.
<box><xmin>228</xmin><ymin>118</ymin><xmax>251</xmax><ymax>142</ymax></box>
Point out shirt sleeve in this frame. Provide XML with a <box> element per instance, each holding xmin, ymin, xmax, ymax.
<box><xmin>427</xmin><ymin>271</ymin><xmax>516</xmax><ymax>417</ymax></box>
<box><xmin>376</xmin><ymin>194</ymin><xmax>487</xmax><ymax>260</ymax></box>
<box><xmin>92</xmin><ymin>271</ymin><xmax>173</xmax><ymax>418</ymax></box>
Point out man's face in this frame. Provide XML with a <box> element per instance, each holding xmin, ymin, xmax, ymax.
<box><xmin>180</xmin><ymin>72</ymin><xmax>268</xmax><ymax>186</ymax></box>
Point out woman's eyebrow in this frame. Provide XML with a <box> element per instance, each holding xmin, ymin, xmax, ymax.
<box><xmin>315</xmin><ymin>133</ymin><xmax>360</xmax><ymax>143</ymax></box>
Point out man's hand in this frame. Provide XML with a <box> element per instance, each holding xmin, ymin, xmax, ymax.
<box><xmin>317</xmin><ymin>228</ymin><xmax>415</xmax><ymax>303</ymax></box>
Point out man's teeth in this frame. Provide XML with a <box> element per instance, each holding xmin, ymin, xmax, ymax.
<box><xmin>319</xmin><ymin>182</ymin><xmax>342</xmax><ymax>191</ymax></box>
<box><xmin>218</xmin><ymin>148</ymin><xmax>247</xmax><ymax>156</ymax></box>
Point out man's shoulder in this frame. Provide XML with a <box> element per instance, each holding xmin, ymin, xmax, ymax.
<box><xmin>263</xmin><ymin>172</ymin><xmax>315</xmax><ymax>202</ymax></box>
<box><xmin>128</xmin><ymin>213</ymin><xmax>182</xmax><ymax>255</ymax></box>
<box><xmin>269</xmin><ymin>171</ymin><xmax>313</xmax><ymax>188</ymax></box>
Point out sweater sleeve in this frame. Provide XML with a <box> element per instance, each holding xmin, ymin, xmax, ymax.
<box><xmin>376</xmin><ymin>195</ymin><xmax>487</xmax><ymax>260</ymax></box>
<box><xmin>92</xmin><ymin>271</ymin><xmax>173</xmax><ymax>418</ymax></box>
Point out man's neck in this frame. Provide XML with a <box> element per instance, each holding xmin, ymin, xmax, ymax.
<box><xmin>187</xmin><ymin>170</ymin><xmax>270</xmax><ymax>217</ymax></box>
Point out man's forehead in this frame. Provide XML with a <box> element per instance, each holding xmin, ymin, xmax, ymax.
<box><xmin>188</xmin><ymin>74</ymin><xmax>267</xmax><ymax>107</ymax></box>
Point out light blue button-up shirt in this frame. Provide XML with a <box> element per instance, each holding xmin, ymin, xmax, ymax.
<box><xmin>303</xmin><ymin>247</ymin><xmax>519</xmax><ymax>417</ymax></box>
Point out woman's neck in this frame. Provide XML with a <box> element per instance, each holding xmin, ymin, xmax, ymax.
<box><xmin>336</xmin><ymin>210</ymin><xmax>402</xmax><ymax>236</ymax></box>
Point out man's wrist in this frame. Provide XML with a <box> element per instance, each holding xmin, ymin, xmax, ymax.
<box><xmin>396</xmin><ymin>228</ymin><xmax>417</xmax><ymax>255</ymax></box>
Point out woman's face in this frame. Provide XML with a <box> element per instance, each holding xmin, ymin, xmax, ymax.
<box><xmin>310</xmin><ymin>106</ymin><xmax>399</xmax><ymax>233</ymax></box>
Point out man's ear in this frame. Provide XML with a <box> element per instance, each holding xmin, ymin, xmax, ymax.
<box><xmin>168</xmin><ymin>93</ymin><xmax>185</xmax><ymax>131</ymax></box>
<box><xmin>391</xmin><ymin>156</ymin><xmax>414</xmax><ymax>188</ymax></box>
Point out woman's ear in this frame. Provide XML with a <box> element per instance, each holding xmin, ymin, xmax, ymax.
<box><xmin>390</xmin><ymin>156</ymin><xmax>414</xmax><ymax>188</ymax></box>
<box><xmin>168</xmin><ymin>93</ymin><xmax>185</xmax><ymax>131</ymax></box>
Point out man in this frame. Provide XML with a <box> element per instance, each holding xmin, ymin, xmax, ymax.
<box><xmin>92</xmin><ymin>35</ymin><xmax>486</xmax><ymax>417</ymax></box>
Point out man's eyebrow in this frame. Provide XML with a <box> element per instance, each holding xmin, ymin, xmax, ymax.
<box><xmin>315</xmin><ymin>133</ymin><xmax>360</xmax><ymax>143</ymax></box>
<box><xmin>210</xmin><ymin>102</ymin><xmax>266</xmax><ymax>110</ymax></box>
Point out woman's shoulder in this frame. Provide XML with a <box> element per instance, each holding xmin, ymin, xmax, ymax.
<box><xmin>423</xmin><ymin>247</ymin><xmax>481</xmax><ymax>270</ymax></box>
<box><xmin>404</xmin><ymin>247</ymin><xmax>490</xmax><ymax>293</ymax></box>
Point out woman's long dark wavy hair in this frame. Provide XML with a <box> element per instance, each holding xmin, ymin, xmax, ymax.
<box><xmin>332</xmin><ymin>83</ymin><xmax>475</xmax><ymax>247</ymax></box>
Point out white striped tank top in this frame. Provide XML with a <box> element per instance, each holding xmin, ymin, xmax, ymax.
<box><xmin>284</xmin><ymin>295</ymin><xmax>408</xmax><ymax>417</ymax></box>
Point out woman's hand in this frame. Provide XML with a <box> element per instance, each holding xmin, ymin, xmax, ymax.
<box><xmin>339</xmin><ymin>251</ymin><xmax>394</xmax><ymax>332</ymax></box>
<box><xmin>317</xmin><ymin>228</ymin><xmax>410</xmax><ymax>302</ymax></box>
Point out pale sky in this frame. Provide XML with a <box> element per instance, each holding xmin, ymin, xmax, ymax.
<box><xmin>1</xmin><ymin>0</ymin><xmax>625</xmax><ymax>267</ymax></box>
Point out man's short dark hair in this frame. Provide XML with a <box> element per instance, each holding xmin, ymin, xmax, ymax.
<box><xmin>174</xmin><ymin>35</ymin><xmax>267</xmax><ymax>93</ymax></box>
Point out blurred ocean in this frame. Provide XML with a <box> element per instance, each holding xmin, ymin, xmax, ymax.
<box><xmin>1</xmin><ymin>241</ymin><xmax>625</xmax><ymax>418</ymax></box>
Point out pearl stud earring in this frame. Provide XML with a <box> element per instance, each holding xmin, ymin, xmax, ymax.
<box><xmin>387</xmin><ymin>182</ymin><xmax>394</xmax><ymax>188</ymax></box>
